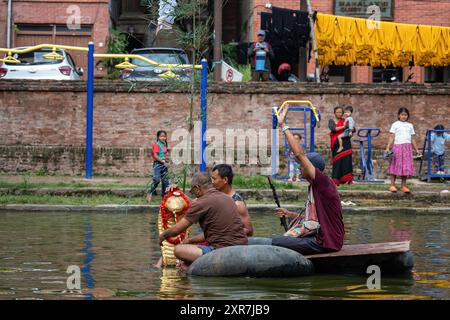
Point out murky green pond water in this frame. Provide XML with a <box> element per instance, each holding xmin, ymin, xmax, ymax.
<box><xmin>0</xmin><ymin>209</ymin><xmax>449</xmax><ymax>300</ymax></box>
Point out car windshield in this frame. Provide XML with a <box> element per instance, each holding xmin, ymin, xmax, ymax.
<box><xmin>5</xmin><ymin>49</ymin><xmax>64</xmax><ymax>65</ymax></box>
<box><xmin>132</xmin><ymin>50</ymin><xmax>189</xmax><ymax>67</ymax></box>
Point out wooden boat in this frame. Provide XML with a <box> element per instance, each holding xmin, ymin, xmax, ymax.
<box><xmin>304</xmin><ymin>241</ymin><xmax>413</xmax><ymax>275</ymax></box>
<box><xmin>187</xmin><ymin>241</ymin><xmax>413</xmax><ymax>277</ymax></box>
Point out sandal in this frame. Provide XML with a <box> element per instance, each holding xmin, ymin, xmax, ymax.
<box><xmin>401</xmin><ymin>186</ymin><xmax>411</xmax><ymax>193</ymax></box>
<box><xmin>389</xmin><ymin>185</ymin><xmax>398</xmax><ymax>193</ymax></box>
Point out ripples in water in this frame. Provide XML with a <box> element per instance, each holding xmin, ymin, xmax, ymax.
<box><xmin>0</xmin><ymin>210</ymin><xmax>449</xmax><ymax>300</ymax></box>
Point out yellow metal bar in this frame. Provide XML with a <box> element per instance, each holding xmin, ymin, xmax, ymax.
<box><xmin>276</xmin><ymin>100</ymin><xmax>321</xmax><ymax>124</ymax></box>
<box><xmin>94</xmin><ymin>53</ymin><xmax>202</xmax><ymax>69</ymax></box>
<box><xmin>0</xmin><ymin>55</ymin><xmax>20</xmax><ymax>63</ymax></box>
<box><xmin>0</xmin><ymin>44</ymin><xmax>202</xmax><ymax>69</ymax></box>
<box><xmin>0</xmin><ymin>44</ymin><xmax>88</xmax><ymax>54</ymax></box>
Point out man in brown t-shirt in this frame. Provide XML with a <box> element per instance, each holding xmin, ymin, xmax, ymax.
<box><xmin>159</xmin><ymin>172</ymin><xmax>247</xmax><ymax>268</ymax></box>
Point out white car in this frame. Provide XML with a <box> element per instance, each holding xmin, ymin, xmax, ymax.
<box><xmin>0</xmin><ymin>47</ymin><xmax>83</xmax><ymax>80</ymax></box>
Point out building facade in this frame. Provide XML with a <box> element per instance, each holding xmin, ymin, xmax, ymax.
<box><xmin>0</xmin><ymin>0</ymin><xmax>110</xmax><ymax>73</ymax></box>
<box><xmin>250</xmin><ymin>0</ymin><xmax>450</xmax><ymax>83</ymax></box>
<box><xmin>1</xmin><ymin>0</ymin><xmax>448</xmax><ymax>83</ymax></box>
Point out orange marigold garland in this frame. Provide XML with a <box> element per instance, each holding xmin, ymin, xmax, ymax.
<box><xmin>159</xmin><ymin>188</ymin><xmax>191</xmax><ymax>245</ymax></box>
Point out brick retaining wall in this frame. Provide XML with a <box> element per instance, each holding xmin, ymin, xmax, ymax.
<box><xmin>0</xmin><ymin>80</ymin><xmax>448</xmax><ymax>177</ymax></box>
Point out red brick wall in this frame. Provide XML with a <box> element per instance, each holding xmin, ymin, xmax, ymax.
<box><xmin>0</xmin><ymin>80</ymin><xmax>449</xmax><ymax>177</ymax></box>
<box><xmin>0</xmin><ymin>1</ymin><xmax>9</xmax><ymax>47</ymax></box>
<box><xmin>393</xmin><ymin>0</ymin><xmax>450</xmax><ymax>26</ymax></box>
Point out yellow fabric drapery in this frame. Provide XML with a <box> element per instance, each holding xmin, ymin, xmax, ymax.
<box><xmin>315</xmin><ymin>13</ymin><xmax>450</xmax><ymax>67</ymax></box>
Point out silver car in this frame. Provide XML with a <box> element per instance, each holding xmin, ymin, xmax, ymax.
<box><xmin>121</xmin><ymin>47</ymin><xmax>192</xmax><ymax>81</ymax></box>
<box><xmin>0</xmin><ymin>47</ymin><xmax>83</xmax><ymax>80</ymax></box>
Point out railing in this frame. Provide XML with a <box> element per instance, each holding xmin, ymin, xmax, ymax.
<box><xmin>353</xmin><ymin>128</ymin><xmax>383</xmax><ymax>182</ymax></box>
<box><xmin>419</xmin><ymin>129</ymin><xmax>450</xmax><ymax>182</ymax></box>
<box><xmin>0</xmin><ymin>43</ymin><xmax>207</xmax><ymax>178</ymax></box>
<box><xmin>271</xmin><ymin>100</ymin><xmax>321</xmax><ymax>178</ymax></box>
<box><xmin>0</xmin><ymin>44</ymin><xmax>201</xmax><ymax>69</ymax></box>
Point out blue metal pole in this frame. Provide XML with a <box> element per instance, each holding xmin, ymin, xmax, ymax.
<box><xmin>427</xmin><ymin>129</ymin><xmax>431</xmax><ymax>182</ymax></box>
<box><xmin>85</xmin><ymin>42</ymin><xmax>94</xmax><ymax>179</ymax></box>
<box><xmin>359</xmin><ymin>140</ymin><xmax>365</xmax><ymax>179</ymax></box>
<box><xmin>200</xmin><ymin>59</ymin><xmax>208</xmax><ymax>172</ymax></box>
<box><xmin>367</xmin><ymin>130</ymin><xmax>372</xmax><ymax>179</ymax></box>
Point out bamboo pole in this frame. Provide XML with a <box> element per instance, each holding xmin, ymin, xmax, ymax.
<box><xmin>306</xmin><ymin>0</ymin><xmax>320</xmax><ymax>83</ymax></box>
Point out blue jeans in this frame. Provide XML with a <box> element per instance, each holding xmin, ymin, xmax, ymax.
<box><xmin>197</xmin><ymin>245</ymin><xmax>215</xmax><ymax>255</ymax></box>
<box><xmin>433</xmin><ymin>153</ymin><xmax>445</xmax><ymax>172</ymax></box>
<box><xmin>148</xmin><ymin>162</ymin><xmax>169</xmax><ymax>198</ymax></box>
<box><xmin>289</xmin><ymin>161</ymin><xmax>300</xmax><ymax>179</ymax></box>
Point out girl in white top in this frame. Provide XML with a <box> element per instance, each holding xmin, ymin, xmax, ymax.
<box><xmin>385</xmin><ymin>107</ymin><xmax>421</xmax><ymax>193</ymax></box>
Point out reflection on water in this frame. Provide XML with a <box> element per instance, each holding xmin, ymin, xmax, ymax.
<box><xmin>0</xmin><ymin>210</ymin><xmax>449</xmax><ymax>300</ymax></box>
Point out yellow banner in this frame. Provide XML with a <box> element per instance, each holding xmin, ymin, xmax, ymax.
<box><xmin>315</xmin><ymin>13</ymin><xmax>450</xmax><ymax>67</ymax></box>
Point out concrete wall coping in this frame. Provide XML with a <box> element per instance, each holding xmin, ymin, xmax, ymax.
<box><xmin>0</xmin><ymin>79</ymin><xmax>449</xmax><ymax>95</ymax></box>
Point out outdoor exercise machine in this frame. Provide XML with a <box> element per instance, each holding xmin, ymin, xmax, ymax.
<box><xmin>418</xmin><ymin>129</ymin><xmax>450</xmax><ymax>182</ymax></box>
<box><xmin>352</xmin><ymin>128</ymin><xmax>383</xmax><ymax>182</ymax></box>
<box><xmin>0</xmin><ymin>43</ymin><xmax>208</xmax><ymax>178</ymax></box>
<box><xmin>271</xmin><ymin>100</ymin><xmax>321</xmax><ymax>179</ymax></box>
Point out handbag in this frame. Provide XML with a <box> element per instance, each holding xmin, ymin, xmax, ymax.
<box><xmin>284</xmin><ymin>186</ymin><xmax>320</xmax><ymax>238</ymax></box>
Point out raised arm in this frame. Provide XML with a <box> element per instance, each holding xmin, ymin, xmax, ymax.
<box><xmin>278</xmin><ymin>107</ymin><xmax>316</xmax><ymax>180</ymax></box>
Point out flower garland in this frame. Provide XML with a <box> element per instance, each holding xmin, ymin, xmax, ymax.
<box><xmin>159</xmin><ymin>188</ymin><xmax>191</xmax><ymax>245</ymax></box>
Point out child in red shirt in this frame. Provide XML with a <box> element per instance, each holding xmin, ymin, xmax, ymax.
<box><xmin>146</xmin><ymin>130</ymin><xmax>170</xmax><ymax>202</ymax></box>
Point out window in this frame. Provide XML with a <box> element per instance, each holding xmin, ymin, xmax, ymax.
<box><xmin>8</xmin><ymin>49</ymin><xmax>64</xmax><ymax>65</ymax></box>
<box><xmin>322</xmin><ymin>65</ymin><xmax>351</xmax><ymax>82</ymax></box>
<box><xmin>131</xmin><ymin>50</ymin><xmax>189</xmax><ymax>66</ymax></box>
<box><xmin>372</xmin><ymin>67</ymin><xmax>403</xmax><ymax>83</ymax></box>
<box><xmin>425</xmin><ymin>67</ymin><xmax>450</xmax><ymax>83</ymax></box>
<box><xmin>66</xmin><ymin>53</ymin><xmax>77</xmax><ymax>69</ymax></box>
<box><xmin>16</xmin><ymin>24</ymin><xmax>92</xmax><ymax>33</ymax></box>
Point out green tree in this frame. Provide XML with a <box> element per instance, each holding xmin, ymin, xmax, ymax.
<box><xmin>143</xmin><ymin>0</ymin><xmax>214</xmax><ymax>191</ymax></box>
<box><xmin>104</xmin><ymin>29</ymin><xmax>129</xmax><ymax>79</ymax></box>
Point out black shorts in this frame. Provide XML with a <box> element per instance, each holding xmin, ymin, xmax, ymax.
<box><xmin>271</xmin><ymin>235</ymin><xmax>331</xmax><ymax>255</ymax></box>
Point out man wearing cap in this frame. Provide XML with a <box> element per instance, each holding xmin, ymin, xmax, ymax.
<box><xmin>251</xmin><ymin>106</ymin><xmax>345</xmax><ymax>255</ymax></box>
<box><xmin>247</xmin><ymin>29</ymin><xmax>274</xmax><ymax>81</ymax></box>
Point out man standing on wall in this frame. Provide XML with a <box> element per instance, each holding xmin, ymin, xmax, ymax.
<box><xmin>248</xmin><ymin>30</ymin><xmax>274</xmax><ymax>81</ymax></box>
